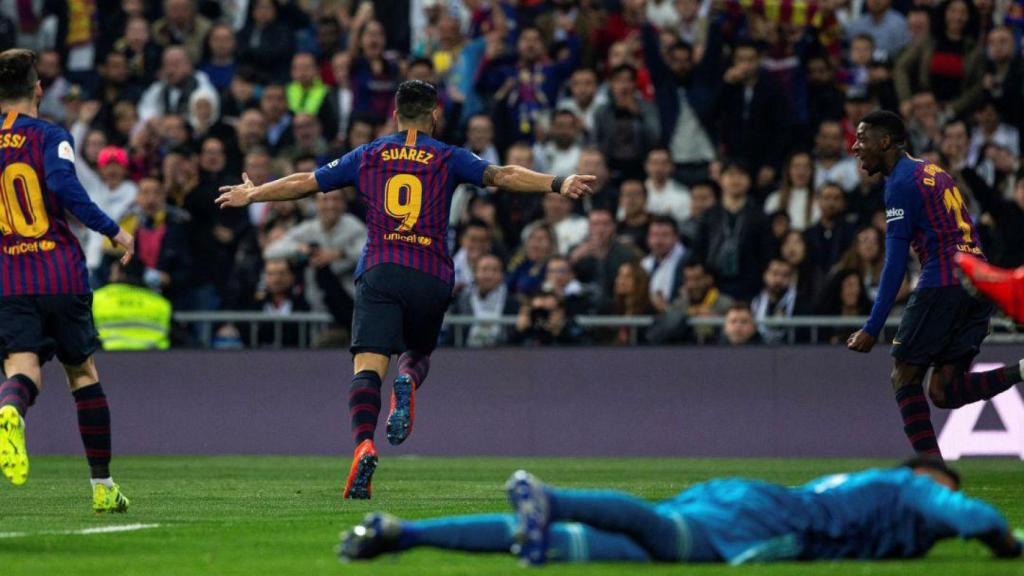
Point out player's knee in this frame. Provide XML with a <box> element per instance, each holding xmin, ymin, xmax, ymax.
<box><xmin>890</xmin><ymin>365</ymin><xmax>923</xmax><ymax>391</ymax></box>
<box><xmin>63</xmin><ymin>357</ymin><xmax>99</xmax><ymax>391</ymax></box>
<box><xmin>3</xmin><ymin>353</ymin><xmax>43</xmax><ymax>389</ymax></box>
<box><xmin>928</xmin><ymin>381</ymin><xmax>951</xmax><ymax>409</ymax></box>
<box><xmin>353</xmin><ymin>352</ymin><xmax>389</xmax><ymax>379</ymax></box>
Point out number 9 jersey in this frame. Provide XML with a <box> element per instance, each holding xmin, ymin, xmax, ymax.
<box><xmin>0</xmin><ymin>112</ymin><xmax>119</xmax><ymax>295</ymax></box>
<box><xmin>313</xmin><ymin>129</ymin><xmax>491</xmax><ymax>286</ymax></box>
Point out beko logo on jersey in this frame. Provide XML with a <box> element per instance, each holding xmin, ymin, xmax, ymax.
<box><xmin>886</xmin><ymin>208</ymin><xmax>905</xmax><ymax>222</ymax></box>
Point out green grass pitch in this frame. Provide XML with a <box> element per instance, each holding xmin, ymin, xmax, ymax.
<box><xmin>2</xmin><ymin>456</ymin><xmax>1023</xmax><ymax>575</ymax></box>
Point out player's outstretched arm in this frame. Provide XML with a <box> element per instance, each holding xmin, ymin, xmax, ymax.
<box><xmin>215</xmin><ymin>172</ymin><xmax>320</xmax><ymax>208</ymax></box>
<box><xmin>482</xmin><ymin>165</ymin><xmax>596</xmax><ymax>199</ymax></box>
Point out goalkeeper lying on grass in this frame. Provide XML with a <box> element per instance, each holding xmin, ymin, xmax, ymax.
<box><xmin>339</xmin><ymin>457</ymin><xmax>1022</xmax><ymax>565</ymax></box>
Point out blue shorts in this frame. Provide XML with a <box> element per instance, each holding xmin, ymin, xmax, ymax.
<box><xmin>351</xmin><ymin>264</ymin><xmax>452</xmax><ymax>356</ymax></box>
<box><xmin>892</xmin><ymin>286</ymin><xmax>993</xmax><ymax>366</ymax></box>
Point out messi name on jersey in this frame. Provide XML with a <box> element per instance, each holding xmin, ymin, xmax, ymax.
<box><xmin>0</xmin><ymin>133</ymin><xmax>27</xmax><ymax>149</ymax></box>
<box><xmin>381</xmin><ymin>147</ymin><xmax>435</xmax><ymax>165</ymax></box>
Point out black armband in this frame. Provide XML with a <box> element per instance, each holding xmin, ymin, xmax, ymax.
<box><xmin>550</xmin><ymin>176</ymin><xmax>566</xmax><ymax>194</ymax></box>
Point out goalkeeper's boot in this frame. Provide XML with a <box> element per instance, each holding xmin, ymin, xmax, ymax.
<box><xmin>344</xmin><ymin>439</ymin><xmax>378</xmax><ymax>500</ymax></box>
<box><xmin>93</xmin><ymin>483</ymin><xmax>130</xmax><ymax>513</ymax></box>
<box><xmin>338</xmin><ymin>512</ymin><xmax>402</xmax><ymax>561</ymax></box>
<box><xmin>386</xmin><ymin>375</ymin><xmax>415</xmax><ymax>446</ymax></box>
<box><xmin>506</xmin><ymin>470</ymin><xmax>551</xmax><ymax>566</ymax></box>
<box><xmin>956</xmin><ymin>253</ymin><xmax>1024</xmax><ymax>323</ymax></box>
<box><xmin>0</xmin><ymin>405</ymin><xmax>28</xmax><ymax>485</ymax></box>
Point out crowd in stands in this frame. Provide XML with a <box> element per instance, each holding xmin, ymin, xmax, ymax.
<box><xmin>5</xmin><ymin>0</ymin><xmax>1024</xmax><ymax>347</ymax></box>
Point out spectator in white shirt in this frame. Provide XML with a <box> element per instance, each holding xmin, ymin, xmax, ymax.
<box><xmin>557</xmin><ymin>68</ymin><xmax>605</xmax><ymax>139</ymax></box>
<box><xmin>643</xmin><ymin>148</ymin><xmax>690</xmax><ymax>224</ymax></box>
<box><xmin>641</xmin><ymin>216</ymin><xmax>687</xmax><ymax>311</ymax></box>
<box><xmin>79</xmin><ymin>146</ymin><xmax>138</xmax><ymax>273</ymax></box>
<box><xmin>138</xmin><ymin>46</ymin><xmax>217</xmax><ymax>122</ymax></box>
<box><xmin>967</xmin><ymin>99</ymin><xmax>1020</xmax><ymax>167</ymax></box>
<box><xmin>813</xmin><ymin>120</ymin><xmax>860</xmax><ymax>193</ymax></box>
<box><xmin>534</xmin><ymin>109</ymin><xmax>583</xmax><ymax>177</ymax></box>
<box><xmin>765</xmin><ymin>151</ymin><xmax>821</xmax><ymax>230</ymax></box>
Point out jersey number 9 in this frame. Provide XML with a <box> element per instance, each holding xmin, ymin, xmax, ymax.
<box><xmin>385</xmin><ymin>174</ymin><xmax>423</xmax><ymax>232</ymax></box>
<box><xmin>0</xmin><ymin>163</ymin><xmax>50</xmax><ymax>238</ymax></box>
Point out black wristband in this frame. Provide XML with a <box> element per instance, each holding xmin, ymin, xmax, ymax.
<box><xmin>551</xmin><ymin>176</ymin><xmax>566</xmax><ymax>194</ymax></box>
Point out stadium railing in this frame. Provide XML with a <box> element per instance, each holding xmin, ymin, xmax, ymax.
<box><xmin>171</xmin><ymin>312</ymin><xmax>1023</xmax><ymax>348</ymax></box>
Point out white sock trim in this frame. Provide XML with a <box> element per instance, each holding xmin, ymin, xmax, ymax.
<box><xmin>90</xmin><ymin>477</ymin><xmax>114</xmax><ymax>489</ymax></box>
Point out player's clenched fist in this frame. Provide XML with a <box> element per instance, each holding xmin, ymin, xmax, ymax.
<box><xmin>560</xmin><ymin>174</ymin><xmax>597</xmax><ymax>200</ymax></box>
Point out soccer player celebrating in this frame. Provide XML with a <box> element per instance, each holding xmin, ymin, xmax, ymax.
<box><xmin>846</xmin><ymin>110</ymin><xmax>1023</xmax><ymax>458</ymax></box>
<box><xmin>216</xmin><ymin>80</ymin><xmax>596</xmax><ymax>499</ymax></box>
<box><xmin>0</xmin><ymin>49</ymin><xmax>135</xmax><ymax>511</ymax></box>
<box><xmin>340</xmin><ymin>459</ymin><xmax>1023</xmax><ymax>564</ymax></box>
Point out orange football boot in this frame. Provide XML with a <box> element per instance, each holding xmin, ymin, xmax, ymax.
<box><xmin>344</xmin><ymin>439</ymin><xmax>378</xmax><ymax>499</ymax></box>
<box><xmin>956</xmin><ymin>253</ymin><xmax>1024</xmax><ymax>323</ymax></box>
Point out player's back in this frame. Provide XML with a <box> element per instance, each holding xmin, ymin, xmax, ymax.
<box><xmin>346</xmin><ymin>129</ymin><xmax>488</xmax><ymax>285</ymax></box>
<box><xmin>887</xmin><ymin>157</ymin><xmax>984</xmax><ymax>288</ymax></box>
<box><xmin>0</xmin><ymin>112</ymin><xmax>90</xmax><ymax>295</ymax></box>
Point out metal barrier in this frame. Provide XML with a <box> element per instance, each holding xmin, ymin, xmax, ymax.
<box><xmin>171</xmin><ymin>311</ymin><xmax>1023</xmax><ymax>348</ymax></box>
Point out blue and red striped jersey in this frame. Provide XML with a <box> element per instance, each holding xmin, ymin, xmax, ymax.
<box><xmin>0</xmin><ymin>111</ymin><xmax>119</xmax><ymax>296</ymax></box>
<box><xmin>884</xmin><ymin>155</ymin><xmax>984</xmax><ymax>288</ymax></box>
<box><xmin>314</xmin><ymin>129</ymin><xmax>491</xmax><ymax>285</ymax></box>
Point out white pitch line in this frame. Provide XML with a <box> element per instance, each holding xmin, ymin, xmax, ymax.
<box><xmin>0</xmin><ymin>523</ymin><xmax>161</xmax><ymax>539</ymax></box>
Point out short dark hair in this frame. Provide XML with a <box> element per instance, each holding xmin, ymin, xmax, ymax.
<box><xmin>727</xmin><ymin>302</ymin><xmax>753</xmax><ymax>315</ymax></box>
<box><xmin>608</xmin><ymin>63</ymin><xmax>637</xmax><ymax>82</ymax></box>
<box><xmin>395</xmin><ymin>80</ymin><xmax>438</xmax><ymax>121</ymax></box>
<box><xmin>0</xmin><ymin>48</ymin><xmax>38</xmax><ymax>102</ymax></box>
<box><xmin>860</xmin><ymin>110</ymin><xmax>907</xmax><ymax>146</ymax></box>
<box><xmin>408</xmin><ymin>57</ymin><xmax>434</xmax><ymax>72</ymax></box>
<box><xmin>649</xmin><ymin>215</ymin><xmax>679</xmax><ymax>235</ymax></box>
<box><xmin>901</xmin><ymin>456</ymin><xmax>961</xmax><ymax>489</ymax></box>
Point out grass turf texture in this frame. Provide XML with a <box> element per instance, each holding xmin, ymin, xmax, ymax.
<box><xmin>2</xmin><ymin>456</ymin><xmax>1022</xmax><ymax>575</ymax></box>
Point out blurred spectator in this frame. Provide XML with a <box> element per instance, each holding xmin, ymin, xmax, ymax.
<box><xmin>451</xmin><ymin>254</ymin><xmax>518</xmax><ymax>348</ymax></box>
<box><xmin>576</xmin><ymin>148</ymin><xmax>616</xmax><ymax>209</ymax></box>
<box><xmin>138</xmin><ymin>45</ymin><xmax>217</xmax><ymax>122</ymax></box>
<box><xmin>152</xmin><ymin>0</ymin><xmax>212</xmax><ymax>64</ymax></box>
<box><xmin>287</xmin><ymin>52</ymin><xmax>328</xmax><ymax>116</ymax></box>
<box><xmin>542</xmin><ymin>254</ymin><xmax>593</xmax><ymax>317</ymax></box>
<box><xmin>832</xmin><ymin>226</ymin><xmax>893</xmax><ymax>302</ymax></box>
<box><xmin>978</xmin><ymin>26</ymin><xmax>1023</xmax><ymax>128</ymax></box>
<box><xmin>36</xmin><ymin>50</ymin><xmax>69</xmax><ymax>122</ymax></box>
<box><xmin>679</xmin><ymin>179</ymin><xmax>718</xmax><ymax>245</ymax></box>
<box><xmin>906</xmin><ymin>91</ymin><xmax>945</xmax><ymax>154</ymax></box>
<box><xmin>477</xmin><ymin>25</ymin><xmax>578</xmax><ymax>150</ymax></box>
<box><xmin>647</xmin><ymin>261</ymin><xmax>734</xmax><ymax>344</ymax></box>
<box><xmin>690</xmin><ymin>162</ymin><xmax>771</xmax><ymax>300</ymax></box>
<box><xmin>507</xmin><ymin>225</ymin><xmax>556</xmax><ymax>297</ymax></box>
<box><xmin>237</xmin><ymin>0</ymin><xmax>296</xmax><ymax>83</ymax></box>
<box><xmin>967</xmin><ymin>98</ymin><xmax>1020</xmax><ymax>167</ymax></box>
<box><xmin>260</xmin><ymin>84</ymin><xmax>294</xmax><ymax>154</ymax></box>
<box><xmin>813</xmin><ymin>120</ymin><xmax>860</xmax><ymax>194</ymax></box>
<box><xmin>641</xmin><ymin>216</ymin><xmax>686</xmax><ymax>312</ymax></box>
<box><xmin>610</xmin><ymin>261</ymin><xmax>654</xmax><ymax>344</ymax></box>
<box><xmin>843</xmin><ymin>34</ymin><xmax>875</xmax><ymax>96</ymax></box>
<box><xmin>973</xmin><ymin>170</ymin><xmax>1024</xmax><ymax>268</ymax></box>
<box><xmin>95</xmin><ymin>51</ymin><xmax>142</xmax><ymax>116</ymax></box>
<box><xmin>804</xmin><ymin>54</ymin><xmax>845</xmax><ymax>130</ymax></box>
<box><xmin>722</xmin><ymin>302</ymin><xmax>761</xmax><ymax>345</ymax></box>
<box><xmin>115</xmin><ymin>16</ymin><xmax>163</xmax><ymax>89</ymax></box>
<box><xmin>452</xmin><ymin>219</ymin><xmax>493</xmax><ymax>294</ymax></box>
<box><xmin>779</xmin><ymin>230</ymin><xmax>820</xmax><ymax>313</ymax></box>
<box><xmin>894</xmin><ymin>0</ymin><xmax>982</xmax><ymax>117</ymax></box>
<box><xmin>643</xmin><ymin>148</ymin><xmax>690</xmax><ymax>224</ymax></box>
<box><xmin>119</xmin><ymin>177</ymin><xmax>192</xmax><ymax>302</ymax></box>
<box><xmin>199</xmin><ymin>23</ymin><xmax>237</xmax><ymax>93</ymax></box>
<box><xmin>1</xmin><ymin>0</ymin><xmax>47</xmax><ymax>51</ymax></box>
<box><xmin>815</xmin><ymin>268</ymin><xmax>873</xmax><ymax>345</ymax></box>
<box><xmin>617</xmin><ymin>179</ymin><xmax>651</xmax><ymax>252</ymax></box>
<box><xmin>751</xmin><ymin>258</ymin><xmax>798</xmax><ymax>344</ymax></box>
<box><xmin>594</xmin><ymin>64</ymin><xmax>660</xmax><ymax>184</ymax></box>
<box><xmin>766</xmin><ymin>152</ymin><xmax>819</xmax><ymax>231</ymax></box>
<box><xmin>558</xmin><ymin>68</ymin><xmax>604</xmax><ymax>137</ymax></box>
<box><xmin>715</xmin><ymin>41</ymin><xmax>787</xmax><ymax>192</ymax></box>
<box><xmin>349</xmin><ymin>15</ymin><xmax>400</xmax><ymax>120</ymax></box>
<box><xmin>464</xmin><ymin>114</ymin><xmax>500</xmax><ymax>164</ymax></box>
<box><xmin>844</xmin><ymin>0</ymin><xmax>909</xmax><ymax>58</ymax></box>
<box><xmin>252</xmin><ymin>258</ymin><xmax>311</xmax><ymax>348</ymax></box>
<box><xmin>80</xmin><ymin>146</ymin><xmax>138</xmax><ymax>276</ymax></box>
<box><xmin>319</xmin><ymin>52</ymin><xmax>354</xmax><ymax>145</ymax></box>
<box><xmin>534</xmin><ymin>109</ymin><xmax>583</xmax><ymax>177</ymax></box>
<box><xmin>522</xmin><ymin>193</ymin><xmax>587</xmax><ymax>257</ymax></box>
<box><xmin>263</xmin><ymin>190</ymin><xmax>367</xmax><ymax>327</ymax></box>
<box><xmin>283</xmin><ymin>113</ymin><xmax>329</xmax><ymax>162</ymax></box>
<box><xmin>571</xmin><ymin>208</ymin><xmax>640</xmax><ymax>310</ymax></box>
<box><xmin>805</xmin><ymin>182</ymin><xmax>857</xmax><ymax>281</ymax></box>
<box><xmin>511</xmin><ymin>289</ymin><xmax>584</xmax><ymax>346</ymax></box>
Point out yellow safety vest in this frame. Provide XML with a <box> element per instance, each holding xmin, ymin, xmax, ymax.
<box><xmin>92</xmin><ymin>284</ymin><xmax>172</xmax><ymax>351</ymax></box>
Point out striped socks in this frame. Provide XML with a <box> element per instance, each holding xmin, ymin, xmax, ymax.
<box><xmin>72</xmin><ymin>384</ymin><xmax>112</xmax><ymax>479</ymax></box>
<box><xmin>349</xmin><ymin>371</ymin><xmax>382</xmax><ymax>444</ymax></box>
<box><xmin>398</xmin><ymin>352</ymin><xmax>430</xmax><ymax>390</ymax></box>
<box><xmin>940</xmin><ymin>363</ymin><xmax>1023</xmax><ymax>409</ymax></box>
<box><xmin>894</xmin><ymin>385</ymin><xmax>941</xmax><ymax>457</ymax></box>
<box><xmin>0</xmin><ymin>374</ymin><xmax>38</xmax><ymax>417</ymax></box>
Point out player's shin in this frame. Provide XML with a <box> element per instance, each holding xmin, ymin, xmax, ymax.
<box><xmin>937</xmin><ymin>362</ymin><xmax>1024</xmax><ymax>409</ymax></box>
<box><xmin>349</xmin><ymin>371</ymin><xmax>383</xmax><ymax>444</ymax></box>
<box><xmin>894</xmin><ymin>384</ymin><xmax>941</xmax><ymax>457</ymax></box>
<box><xmin>397</xmin><ymin>352</ymin><xmax>430</xmax><ymax>389</ymax></box>
<box><xmin>72</xmin><ymin>383</ymin><xmax>112</xmax><ymax>481</ymax></box>
<box><xmin>0</xmin><ymin>374</ymin><xmax>38</xmax><ymax>417</ymax></box>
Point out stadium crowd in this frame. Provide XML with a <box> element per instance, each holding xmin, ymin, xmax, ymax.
<box><xmin>5</xmin><ymin>0</ymin><xmax>1024</xmax><ymax>348</ymax></box>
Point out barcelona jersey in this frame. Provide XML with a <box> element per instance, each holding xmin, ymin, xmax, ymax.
<box><xmin>314</xmin><ymin>129</ymin><xmax>491</xmax><ymax>285</ymax></box>
<box><xmin>884</xmin><ymin>155</ymin><xmax>984</xmax><ymax>288</ymax></box>
<box><xmin>0</xmin><ymin>111</ymin><xmax>118</xmax><ymax>295</ymax></box>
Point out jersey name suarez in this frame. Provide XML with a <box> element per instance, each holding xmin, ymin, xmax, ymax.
<box><xmin>314</xmin><ymin>130</ymin><xmax>491</xmax><ymax>285</ymax></box>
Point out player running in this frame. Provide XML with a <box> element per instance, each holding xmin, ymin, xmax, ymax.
<box><xmin>339</xmin><ymin>458</ymin><xmax>1023</xmax><ymax>564</ymax></box>
<box><xmin>0</xmin><ymin>49</ymin><xmax>134</xmax><ymax>512</ymax></box>
<box><xmin>215</xmin><ymin>80</ymin><xmax>595</xmax><ymax>499</ymax></box>
<box><xmin>956</xmin><ymin>253</ymin><xmax>1024</xmax><ymax>324</ymax></box>
<box><xmin>846</xmin><ymin>110</ymin><xmax>1023</xmax><ymax>458</ymax></box>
